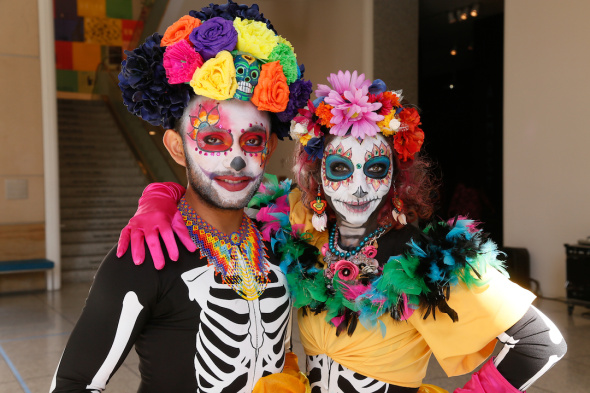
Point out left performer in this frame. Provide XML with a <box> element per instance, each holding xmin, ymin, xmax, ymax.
<box><xmin>50</xmin><ymin>2</ymin><xmax>312</xmax><ymax>392</ymax></box>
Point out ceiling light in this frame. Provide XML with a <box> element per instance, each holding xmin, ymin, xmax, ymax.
<box><xmin>149</xmin><ymin>131</ymin><xmax>157</xmax><ymax>135</ymax></box>
<box><xmin>460</xmin><ymin>8</ymin><xmax>469</xmax><ymax>20</ymax></box>
<box><xmin>470</xmin><ymin>4</ymin><xmax>480</xmax><ymax>17</ymax></box>
<box><xmin>450</xmin><ymin>49</ymin><xmax>457</xmax><ymax>56</ymax></box>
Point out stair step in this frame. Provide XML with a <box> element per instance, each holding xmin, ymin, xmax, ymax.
<box><xmin>58</xmin><ymin>140</ymin><xmax>130</xmax><ymax>149</ymax></box>
<box><xmin>61</xmin><ymin>229</ymin><xmax>120</xmax><ymax>245</ymax></box>
<box><xmin>60</xmin><ymin>195</ymin><xmax>142</xmax><ymax>208</ymax></box>
<box><xmin>60</xmin><ymin>186</ymin><xmax>145</xmax><ymax>198</ymax></box>
<box><xmin>60</xmin><ymin>158</ymin><xmax>141</xmax><ymax>168</ymax></box>
<box><xmin>62</xmin><ymin>241</ymin><xmax>115</xmax><ymax>257</ymax></box>
<box><xmin>61</xmin><ymin>268</ymin><xmax>99</xmax><ymax>283</ymax></box>
<box><xmin>61</xmin><ymin>217</ymin><xmax>131</xmax><ymax>231</ymax></box>
<box><xmin>60</xmin><ymin>150</ymin><xmax>135</xmax><ymax>160</ymax></box>
<box><xmin>60</xmin><ymin>176</ymin><xmax>147</xmax><ymax>187</ymax></box>
<box><xmin>61</xmin><ymin>206</ymin><xmax>139</xmax><ymax>219</ymax></box>
<box><xmin>61</xmin><ymin>255</ymin><xmax>106</xmax><ymax>272</ymax></box>
<box><xmin>59</xmin><ymin>167</ymin><xmax>145</xmax><ymax>177</ymax></box>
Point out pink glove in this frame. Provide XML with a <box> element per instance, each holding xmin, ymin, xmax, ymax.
<box><xmin>116</xmin><ymin>182</ymin><xmax>196</xmax><ymax>269</ymax></box>
<box><xmin>454</xmin><ymin>359</ymin><xmax>523</xmax><ymax>393</ymax></box>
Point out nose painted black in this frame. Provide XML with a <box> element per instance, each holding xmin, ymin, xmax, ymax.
<box><xmin>230</xmin><ymin>156</ymin><xmax>247</xmax><ymax>171</ymax></box>
<box><xmin>353</xmin><ymin>187</ymin><xmax>368</xmax><ymax>198</ymax></box>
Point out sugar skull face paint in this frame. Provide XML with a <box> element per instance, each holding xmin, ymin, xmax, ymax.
<box><xmin>182</xmin><ymin>97</ymin><xmax>271</xmax><ymax>209</ymax></box>
<box><xmin>321</xmin><ymin>134</ymin><xmax>393</xmax><ymax>226</ymax></box>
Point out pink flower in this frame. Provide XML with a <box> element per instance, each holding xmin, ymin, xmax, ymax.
<box><xmin>363</xmin><ymin>245</ymin><xmax>377</xmax><ymax>258</ymax></box>
<box><xmin>326</xmin><ymin>88</ymin><xmax>384</xmax><ymax>138</ymax></box>
<box><xmin>315</xmin><ymin>70</ymin><xmax>371</xmax><ymax>98</ymax></box>
<box><xmin>330</xmin><ymin>260</ymin><xmax>359</xmax><ymax>281</ymax></box>
<box><xmin>321</xmin><ymin>243</ymin><xmax>329</xmax><ymax>256</ymax></box>
<box><xmin>163</xmin><ymin>40</ymin><xmax>204</xmax><ymax>84</ymax></box>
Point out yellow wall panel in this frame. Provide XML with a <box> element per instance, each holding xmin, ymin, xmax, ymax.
<box><xmin>84</xmin><ymin>17</ymin><xmax>122</xmax><ymax>46</ymax></box>
<box><xmin>77</xmin><ymin>0</ymin><xmax>106</xmax><ymax>18</ymax></box>
<box><xmin>72</xmin><ymin>42</ymin><xmax>102</xmax><ymax>71</ymax></box>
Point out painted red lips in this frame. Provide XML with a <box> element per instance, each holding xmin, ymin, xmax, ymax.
<box><xmin>214</xmin><ymin>176</ymin><xmax>252</xmax><ymax>192</ymax></box>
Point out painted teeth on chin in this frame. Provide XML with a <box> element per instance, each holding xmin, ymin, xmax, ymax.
<box><xmin>238</xmin><ymin>81</ymin><xmax>253</xmax><ymax>93</ymax></box>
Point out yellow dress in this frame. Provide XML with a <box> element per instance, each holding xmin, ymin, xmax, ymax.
<box><xmin>289</xmin><ymin>189</ymin><xmax>536</xmax><ymax>388</ymax></box>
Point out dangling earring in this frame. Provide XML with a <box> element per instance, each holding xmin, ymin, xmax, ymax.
<box><xmin>391</xmin><ymin>187</ymin><xmax>407</xmax><ymax>226</ymax></box>
<box><xmin>310</xmin><ymin>186</ymin><xmax>328</xmax><ymax>232</ymax></box>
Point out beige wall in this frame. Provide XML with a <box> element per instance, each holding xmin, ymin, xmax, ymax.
<box><xmin>504</xmin><ymin>0</ymin><xmax>590</xmax><ymax>297</ymax></box>
<box><xmin>0</xmin><ymin>0</ymin><xmax>45</xmax><ymax>226</ymax></box>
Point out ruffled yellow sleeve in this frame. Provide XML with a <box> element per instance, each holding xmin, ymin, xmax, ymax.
<box><xmin>409</xmin><ymin>268</ymin><xmax>535</xmax><ymax>377</ymax></box>
<box><xmin>288</xmin><ymin>188</ymin><xmax>329</xmax><ymax>253</ymax></box>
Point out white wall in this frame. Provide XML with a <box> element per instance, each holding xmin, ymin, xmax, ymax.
<box><xmin>504</xmin><ymin>0</ymin><xmax>590</xmax><ymax>297</ymax></box>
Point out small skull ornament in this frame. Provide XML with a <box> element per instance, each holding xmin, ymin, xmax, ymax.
<box><xmin>233</xmin><ymin>54</ymin><xmax>261</xmax><ymax>101</ymax></box>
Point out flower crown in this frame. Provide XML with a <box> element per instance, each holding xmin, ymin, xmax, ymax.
<box><xmin>118</xmin><ymin>1</ymin><xmax>311</xmax><ymax>138</ymax></box>
<box><xmin>290</xmin><ymin>70</ymin><xmax>424</xmax><ymax>161</ymax></box>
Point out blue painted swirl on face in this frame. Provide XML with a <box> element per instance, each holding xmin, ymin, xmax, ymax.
<box><xmin>363</xmin><ymin>155</ymin><xmax>390</xmax><ymax>179</ymax></box>
<box><xmin>325</xmin><ymin>154</ymin><xmax>354</xmax><ymax>181</ymax></box>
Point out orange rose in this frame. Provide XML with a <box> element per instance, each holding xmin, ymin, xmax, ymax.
<box><xmin>398</xmin><ymin>107</ymin><xmax>421</xmax><ymax>131</ymax></box>
<box><xmin>251</xmin><ymin>61</ymin><xmax>289</xmax><ymax>113</ymax></box>
<box><xmin>394</xmin><ymin>127</ymin><xmax>424</xmax><ymax>161</ymax></box>
<box><xmin>161</xmin><ymin>15</ymin><xmax>201</xmax><ymax>47</ymax></box>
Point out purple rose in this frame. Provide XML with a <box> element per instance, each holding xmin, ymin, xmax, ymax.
<box><xmin>277</xmin><ymin>78</ymin><xmax>312</xmax><ymax>123</ymax></box>
<box><xmin>189</xmin><ymin>17</ymin><xmax>237</xmax><ymax>60</ymax></box>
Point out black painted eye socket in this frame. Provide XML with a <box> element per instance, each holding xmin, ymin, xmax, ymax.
<box><xmin>251</xmin><ymin>70</ymin><xmax>259</xmax><ymax>79</ymax></box>
<box><xmin>325</xmin><ymin>155</ymin><xmax>353</xmax><ymax>181</ymax></box>
<box><xmin>363</xmin><ymin>156</ymin><xmax>390</xmax><ymax>179</ymax></box>
<box><xmin>237</xmin><ymin>66</ymin><xmax>245</xmax><ymax>75</ymax></box>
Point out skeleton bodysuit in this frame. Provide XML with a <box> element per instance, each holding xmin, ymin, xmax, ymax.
<box><xmin>51</xmin><ymin>200</ymin><xmax>291</xmax><ymax>393</ymax></box>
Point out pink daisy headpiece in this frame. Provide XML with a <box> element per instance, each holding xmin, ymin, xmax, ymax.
<box><xmin>290</xmin><ymin>70</ymin><xmax>425</xmax><ymax>162</ymax></box>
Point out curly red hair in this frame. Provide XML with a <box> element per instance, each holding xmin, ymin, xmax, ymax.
<box><xmin>293</xmin><ymin>133</ymin><xmax>438</xmax><ymax>229</ymax></box>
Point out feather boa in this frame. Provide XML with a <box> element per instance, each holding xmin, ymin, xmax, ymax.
<box><xmin>249</xmin><ymin>176</ymin><xmax>508</xmax><ymax>335</ymax></box>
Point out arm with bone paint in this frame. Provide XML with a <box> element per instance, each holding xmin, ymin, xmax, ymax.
<box><xmin>410</xmin><ymin>268</ymin><xmax>566</xmax><ymax>393</ymax></box>
<box><xmin>51</xmin><ymin>247</ymin><xmax>160</xmax><ymax>393</ymax></box>
<box><xmin>454</xmin><ymin>306</ymin><xmax>567</xmax><ymax>392</ymax></box>
<box><xmin>117</xmin><ymin>182</ymin><xmax>193</xmax><ymax>269</ymax></box>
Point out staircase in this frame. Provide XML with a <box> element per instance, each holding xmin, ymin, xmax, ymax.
<box><xmin>58</xmin><ymin>99</ymin><xmax>150</xmax><ymax>282</ymax></box>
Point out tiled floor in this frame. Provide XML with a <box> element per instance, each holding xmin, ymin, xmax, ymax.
<box><xmin>0</xmin><ymin>283</ymin><xmax>587</xmax><ymax>392</ymax></box>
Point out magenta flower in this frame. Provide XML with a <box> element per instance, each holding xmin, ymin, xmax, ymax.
<box><xmin>315</xmin><ymin>70</ymin><xmax>371</xmax><ymax>98</ymax></box>
<box><xmin>163</xmin><ymin>40</ymin><xmax>204</xmax><ymax>84</ymax></box>
<box><xmin>330</xmin><ymin>260</ymin><xmax>359</xmax><ymax>281</ymax></box>
<box><xmin>363</xmin><ymin>245</ymin><xmax>377</xmax><ymax>258</ymax></box>
<box><xmin>321</xmin><ymin>243</ymin><xmax>329</xmax><ymax>256</ymax></box>
<box><xmin>326</xmin><ymin>88</ymin><xmax>384</xmax><ymax>138</ymax></box>
<box><xmin>294</xmin><ymin>100</ymin><xmax>322</xmax><ymax>136</ymax></box>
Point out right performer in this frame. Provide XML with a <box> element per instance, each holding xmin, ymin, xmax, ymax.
<box><xmin>118</xmin><ymin>71</ymin><xmax>567</xmax><ymax>393</ymax></box>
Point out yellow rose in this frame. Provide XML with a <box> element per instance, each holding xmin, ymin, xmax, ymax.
<box><xmin>299</xmin><ymin>132</ymin><xmax>313</xmax><ymax>146</ymax></box>
<box><xmin>190</xmin><ymin>51</ymin><xmax>237</xmax><ymax>100</ymax></box>
<box><xmin>233</xmin><ymin>18</ymin><xmax>278</xmax><ymax>60</ymax></box>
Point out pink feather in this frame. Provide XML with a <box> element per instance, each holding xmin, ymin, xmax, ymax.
<box><xmin>331</xmin><ymin>315</ymin><xmax>345</xmax><ymax>327</ymax></box>
<box><xmin>341</xmin><ymin>282</ymin><xmax>371</xmax><ymax>301</ymax></box>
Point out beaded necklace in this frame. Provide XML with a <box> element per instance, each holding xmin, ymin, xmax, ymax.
<box><xmin>328</xmin><ymin>224</ymin><xmax>391</xmax><ymax>258</ymax></box>
<box><xmin>323</xmin><ymin>224</ymin><xmax>392</xmax><ymax>281</ymax></box>
<box><xmin>179</xmin><ymin>197</ymin><xmax>269</xmax><ymax>300</ymax></box>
